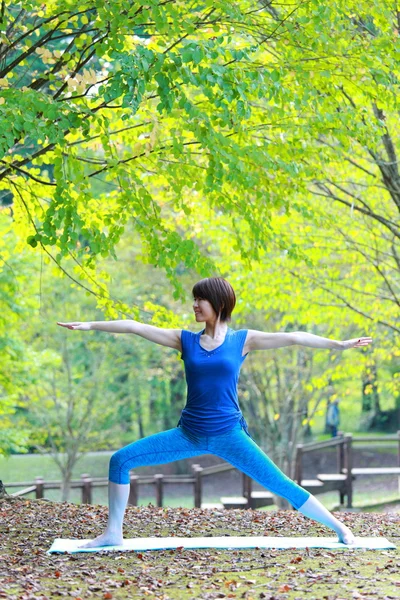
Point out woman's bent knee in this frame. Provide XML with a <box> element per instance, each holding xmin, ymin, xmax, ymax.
<box><xmin>109</xmin><ymin>451</ymin><xmax>130</xmax><ymax>485</ymax></box>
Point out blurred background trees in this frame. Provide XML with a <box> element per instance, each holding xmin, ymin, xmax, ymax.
<box><xmin>1</xmin><ymin>2</ymin><xmax>399</xmax><ymax>496</ymax></box>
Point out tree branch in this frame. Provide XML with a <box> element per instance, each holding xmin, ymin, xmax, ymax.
<box><xmin>288</xmin><ymin>269</ymin><xmax>400</xmax><ymax>333</ymax></box>
<box><xmin>311</xmin><ymin>183</ymin><xmax>400</xmax><ymax>238</ymax></box>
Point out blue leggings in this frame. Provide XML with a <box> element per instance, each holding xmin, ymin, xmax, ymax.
<box><xmin>109</xmin><ymin>421</ymin><xmax>311</xmax><ymax>510</ymax></box>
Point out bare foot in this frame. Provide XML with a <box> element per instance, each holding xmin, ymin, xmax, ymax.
<box><xmin>78</xmin><ymin>531</ymin><xmax>124</xmax><ymax>549</ymax></box>
<box><xmin>336</xmin><ymin>524</ymin><xmax>355</xmax><ymax>545</ymax></box>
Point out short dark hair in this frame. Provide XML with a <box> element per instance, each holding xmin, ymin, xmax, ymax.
<box><xmin>192</xmin><ymin>277</ymin><xmax>236</xmax><ymax>322</ymax></box>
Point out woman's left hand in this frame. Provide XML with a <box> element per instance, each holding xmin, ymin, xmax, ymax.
<box><xmin>341</xmin><ymin>337</ymin><xmax>373</xmax><ymax>350</ymax></box>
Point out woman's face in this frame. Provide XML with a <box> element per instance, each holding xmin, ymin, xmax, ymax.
<box><xmin>193</xmin><ymin>296</ymin><xmax>216</xmax><ymax>322</ymax></box>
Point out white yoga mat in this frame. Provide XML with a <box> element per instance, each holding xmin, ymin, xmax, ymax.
<box><xmin>47</xmin><ymin>536</ymin><xmax>396</xmax><ymax>554</ymax></box>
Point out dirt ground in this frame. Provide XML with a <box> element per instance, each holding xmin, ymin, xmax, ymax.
<box><xmin>1</xmin><ymin>497</ymin><xmax>399</xmax><ymax>600</ymax></box>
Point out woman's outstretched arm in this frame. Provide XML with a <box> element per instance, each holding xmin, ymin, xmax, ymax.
<box><xmin>57</xmin><ymin>320</ymin><xmax>182</xmax><ymax>350</ymax></box>
<box><xmin>246</xmin><ymin>330</ymin><xmax>372</xmax><ymax>351</ymax></box>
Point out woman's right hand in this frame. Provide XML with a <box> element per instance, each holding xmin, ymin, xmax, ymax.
<box><xmin>57</xmin><ymin>322</ymin><xmax>91</xmax><ymax>330</ymax></box>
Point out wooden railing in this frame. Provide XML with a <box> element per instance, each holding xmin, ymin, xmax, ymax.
<box><xmin>6</xmin><ymin>466</ymin><xmax>251</xmax><ymax>509</ymax></box>
<box><xmin>6</xmin><ymin>472</ymin><xmax>199</xmax><ymax>506</ymax></box>
<box><xmin>294</xmin><ymin>430</ymin><xmax>400</xmax><ymax>508</ymax></box>
<box><xmin>190</xmin><ymin>463</ymin><xmax>253</xmax><ymax>508</ymax></box>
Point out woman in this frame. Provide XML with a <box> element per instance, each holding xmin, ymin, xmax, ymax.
<box><xmin>58</xmin><ymin>277</ymin><xmax>372</xmax><ymax>547</ymax></box>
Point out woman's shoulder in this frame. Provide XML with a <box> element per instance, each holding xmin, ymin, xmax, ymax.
<box><xmin>180</xmin><ymin>329</ymin><xmax>200</xmax><ymax>344</ymax></box>
<box><xmin>230</xmin><ymin>327</ymin><xmax>249</xmax><ymax>338</ymax></box>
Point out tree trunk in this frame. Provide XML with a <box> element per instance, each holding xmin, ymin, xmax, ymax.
<box><xmin>273</xmin><ymin>495</ymin><xmax>292</xmax><ymax>510</ymax></box>
<box><xmin>361</xmin><ymin>360</ymin><xmax>381</xmax><ymax>430</ymax></box>
<box><xmin>61</xmin><ymin>469</ymin><xmax>72</xmax><ymax>502</ymax></box>
<box><xmin>135</xmin><ymin>392</ymin><xmax>145</xmax><ymax>439</ymax></box>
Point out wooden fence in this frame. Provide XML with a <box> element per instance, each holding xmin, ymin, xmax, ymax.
<box><xmin>295</xmin><ymin>430</ymin><xmax>400</xmax><ymax>507</ymax></box>
<box><xmin>6</xmin><ymin>468</ymin><xmax>252</xmax><ymax>508</ymax></box>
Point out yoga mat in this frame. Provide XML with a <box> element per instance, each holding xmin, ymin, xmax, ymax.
<box><xmin>47</xmin><ymin>536</ymin><xmax>396</xmax><ymax>554</ymax></box>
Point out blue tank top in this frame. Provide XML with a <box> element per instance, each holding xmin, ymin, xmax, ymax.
<box><xmin>177</xmin><ymin>327</ymin><xmax>250</xmax><ymax>435</ymax></box>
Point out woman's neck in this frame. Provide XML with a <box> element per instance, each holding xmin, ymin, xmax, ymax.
<box><xmin>202</xmin><ymin>322</ymin><xmax>229</xmax><ymax>340</ymax></box>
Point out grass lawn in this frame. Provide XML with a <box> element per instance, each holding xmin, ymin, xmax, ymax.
<box><xmin>0</xmin><ymin>497</ymin><xmax>399</xmax><ymax>600</ymax></box>
<box><xmin>0</xmin><ymin>451</ymin><xmax>114</xmax><ymax>484</ymax></box>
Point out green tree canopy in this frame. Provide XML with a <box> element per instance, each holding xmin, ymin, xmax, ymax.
<box><xmin>1</xmin><ymin>1</ymin><xmax>398</xmax><ymax>317</ymax></box>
